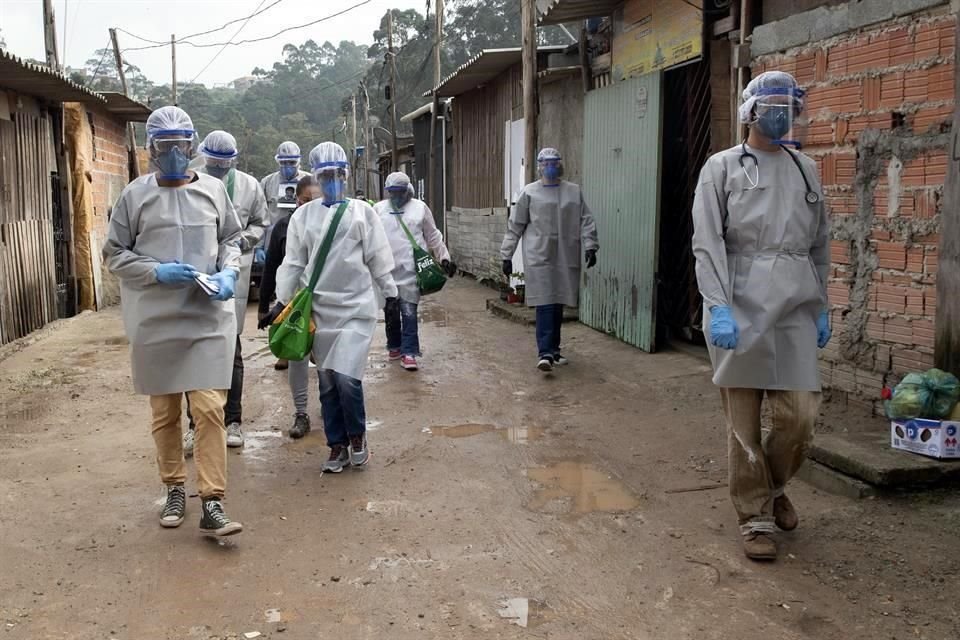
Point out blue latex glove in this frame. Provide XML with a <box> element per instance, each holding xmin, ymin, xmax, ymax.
<box><xmin>817</xmin><ymin>310</ymin><xmax>831</xmax><ymax>348</ymax></box>
<box><xmin>155</xmin><ymin>262</ymin><xmax>198</xmax><ymax>284</ymax></box>
<box><xmin>209</xmin><ymin>270</ymin><xmax>237</xmax><ymax>302</ymax></box>
<box><xmin>254</xmin><ymin>247</ymin><xmax>267</xmax><ymax>264</ymax></box>
<box><xmin>709</xmin><ymin>306</ymin><xmax>739</xmax><ymax>350</ymax></box>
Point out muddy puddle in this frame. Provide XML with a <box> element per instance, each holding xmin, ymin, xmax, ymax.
<box><xmin>527</xmin><ymin>461</ymin><xmax>639</xmax><ymax>514</ymax></box>
<box><xmin>240</xmin><ymin>429</ymin><xmax>284</xmax><ymax>461</ymax></box>
<box><xmin>432</xmin><ymin>423</ymin><xmax>545</xmax><ymax>444</ymax></box>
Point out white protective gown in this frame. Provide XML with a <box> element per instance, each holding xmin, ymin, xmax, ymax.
<box><xmin>103</xmin><ymin>173</ymin><xmax>243</xmax><ymax>395</ymax></box>
<box><xmin>692</xmin><ymin>144</ymin><xmax>830</xmax><ymax>391</ymax></box>
<box><xmin>374</xmin><ymin>198</ymin><xmax>451</xmax><ymax>303</ymax></box>
<box><xmin>276</xmin><ymin>198</ymin><xmax>398</xmax><ymax>380</ymax></box>
<box><xmin>198</xmin><ymin>167</ymin><xmax>267</xmax><ymax>333</ymax></box>
<box><xmin>261</xmin><ymin>169</ymin><xmax>312</xmax><ymax>226</ymax></box>
<box><xmin>501</xmin><ymin>180</ymin><xmax>599</xmax><ymax>307</ymax></box>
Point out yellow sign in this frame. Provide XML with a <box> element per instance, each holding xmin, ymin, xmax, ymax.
<box><xmin>612</xmin><ymin>0</ymin><xmax>703</xmax><ymax>80</ymax></box>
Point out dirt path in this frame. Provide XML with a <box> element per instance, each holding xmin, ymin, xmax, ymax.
<box><xmin>1</xmin><ymin>280</ymin><xmax>957</xmax><ymax>640</ymax></box>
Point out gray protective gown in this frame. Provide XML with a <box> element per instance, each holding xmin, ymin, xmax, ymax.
<box><xmin>692</xmin><ymin>144</ymin><xmax>830</xmax><ymax>391</ymax></box>
<box><xmin>500</xmin><ymin>180</ymin><xmax>599</xmax><ymax>307</ymax></box>
<box><xmin>199</xmin><ymin>167</ymin><xmax>267</xmax><ymax>333</ymax></box>
<box><xmin>103</xmin><ymin>173</ymin><xmax>243</xmax><ymax>395</ymax></box>
<box><xmin>276</xmin><ymin>199</ymin><xmax>398</xmax><ymax>381</ymax></box>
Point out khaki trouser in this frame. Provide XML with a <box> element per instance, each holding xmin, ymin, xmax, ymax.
<box><xmin>149</xmin><ymin>390</ymin><xmax>228</xmax><ymax>499</ymax></box>
<box><xmin>720</xmin><ymin>388</ymin><xmax>821</xmax><ymax>534</ymax></box>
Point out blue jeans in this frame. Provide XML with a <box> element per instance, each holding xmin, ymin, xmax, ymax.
<box><xmin>535</xmin><ymin>304</ymin><xmax>564</xmax><ymax>360</ymax></box>
<box><xmin>317</xmin><ymin>369</ymin><xmax>366</xmax><ymax>447</ymax></box>
<box><xmin>385</xmin><ymin>299</ymin><xmax>420</xmax><ymax>356</ymax></box>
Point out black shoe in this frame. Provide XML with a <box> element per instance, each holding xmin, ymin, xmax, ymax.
<box><xmin>199</xmin><ymin>498</ymin><xmax>243</xmax><ymax>537</ymax></box>
<box><xmin>160</xmin><ymin>485</ymin><xmax>186</xmax><ymax>528</ymax></box>
<box><xmin>289</xmin><ymin>413</ymin><xmax>311</xmax><ymax>439</ymax></box>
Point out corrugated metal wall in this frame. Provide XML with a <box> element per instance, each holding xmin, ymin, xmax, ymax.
<box><xmin>0</xmin><ymin>98</ymin><xmax>59</xmax><ymax>346</ymax></box>
<box><xmin>580</xmin><ymin>74</ymin><xmax>663</xmax><ymax>351</ymax></box>
<box><xmin>451</xmin><ymin>64</ymin><xmax>522</xmax><ymax>209</ymax></box>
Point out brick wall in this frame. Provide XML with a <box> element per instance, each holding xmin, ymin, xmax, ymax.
<box><xmin>447</xmin><ymin>206</ymin><xmax>510</xmax><ymax>284</ymax></box>
<box><xmin>753</xmin><ymin>2</ymin><xmax>955</xmax><ymax>411</ymax></box>
<box><xmin>87</xmin><ymin>107</ymin><xmax>130</xmax><ymax>305</ymax></box>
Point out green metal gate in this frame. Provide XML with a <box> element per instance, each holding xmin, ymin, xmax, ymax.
<box><xmin>580</xmin><ymin>74</ymin><xmax>663</xmax><ymax>351</ymax></box>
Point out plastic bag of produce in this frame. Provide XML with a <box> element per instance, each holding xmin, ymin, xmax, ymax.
<box><xmin>922</xmin><ymin>368</ymin><xmax>960</xmax><ymax>418</ymax></box>
<box><xmin>885</xmin><ymin>373</ymin><xmax>929</xmax><ymax>420</ymax></box>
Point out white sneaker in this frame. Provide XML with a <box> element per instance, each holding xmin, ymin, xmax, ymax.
<box><xmin>183</xmin><ymin>428</ymin><xmax>195</xmax><ymax>458</ymax></box>
<box><xmin>226</xmin><ymin>422</ymin><xmax>244</xmax><ymax>448</ymax></box>
<box><xmin>537</xmin><ymin>357</ymin><xmax>554</xmax><ymax>372</ymax></box>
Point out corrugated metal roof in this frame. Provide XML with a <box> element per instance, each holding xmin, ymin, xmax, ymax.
<box><xmin>538</xmin><ymin>0</ymin><xmax>623</xmax><ymax>25</ymax></box>
<box><xmin>401</xmin><ymin>102</ymin><xmax>433</xmax><ymax>122</ymax></box>
<box><xmin>424</xmin><ymin>46</ymin><xmax>567</xmax><ymax>98</ymax></box>
<box><xmin>0</xmin><ymin>49</ymin><xmax>105</xmax><ymax>104</ymax></box>
<box><xmin>98</xmin><ymin>92</ymin><xmax>152</xmax><ymax>122</ymax></box>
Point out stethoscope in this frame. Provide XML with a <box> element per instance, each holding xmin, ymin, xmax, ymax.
<box><xmin>738</xmin><ymin>141</ymin><xmax>820</xmax><ymax>204</ymax></box>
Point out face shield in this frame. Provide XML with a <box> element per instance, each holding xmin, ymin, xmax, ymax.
<box><xmin>539</xmin><ymin>158</ymin><xmax>564</xmax><ymax>181</ymax></box>
<box><xmin>150</xmin><ymin>134</ymin><xmax>195</xmax><ymax>180</ymax></box>
<box><xmin>277</xmin><ymin>158</ymin><xmax>301</xmax><ymax>181</ymax></box>
<box><xmin>740</xmin><ymin>75</ymin><xmax>806</xmax><ymax>148</ymax></box>
<box><xmin>314</xmin><ymin>165</ymin><xmax>349</xmax><ymax>204</ymax></box>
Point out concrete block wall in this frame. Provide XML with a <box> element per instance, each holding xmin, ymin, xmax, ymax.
<box><xmin>753</xmin><ymin>1</ymin><xmax>955</xmax><ymax>412</ymax></box>
<box><xmin>446</xmin><ymin>206</ymin><xmax>509</xmax><ymax>283</ymax></box>
<box><xmin>88</xmin><ymin>109</ymin><xmax>130</xmax><ymax>305</ymax></box>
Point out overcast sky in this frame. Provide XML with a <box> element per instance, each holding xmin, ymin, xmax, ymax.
<box><xmin>1</xmin><ymin>0</ymin><xmax>425</xmax><ymax>86</ymax></box>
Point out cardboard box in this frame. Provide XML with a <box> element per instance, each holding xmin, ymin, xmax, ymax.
<box><xmin>891</xmin><ymin>419</ymin><xmax>960</xmax><ymax>460</ymax></box>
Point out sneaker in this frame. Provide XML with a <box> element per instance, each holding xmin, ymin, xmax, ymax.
<box><xmin>160</xmin><ymin>485</ymin><xmax>186</xmax><ymax>528</ymax></box>
<box><xmin>388</xmin><ymin>349</ymin><xmax>402</xmax><ymax>361</ymax></box>
<box><xmin>742</xmin><ymin>533</ymin><xmax>777</xmax><ymax>561</ymax></box>
<box><xmin>537</xmin><ymin>357</ymin><xmax>554</xmax><ymax>372</ymax></box>
<box><xmin>199</xmin><ymin>498</ymin><xmax>243</xmax><ymax>537</ymax></box>
<box><xmin>226</xmin><ymin>422</ymin><xmax>244</xmax><ymax>448</ymax></box>
<box><xmin>401</xmin><ymin>355</ymin><xmax>419</xmax><ymax>371</ymax></box>
<box><xmin>274</xmin><ymin>359</ymin><xmax>289</xmax><ymax>371</ymax></box>
<box><xmin>773</xmin><ymin>494</ymin><xmax>799</xmax><ymax>531</ymax></box>
<box><xmin>349</xmin><ymin>434</ymin><xmax>370</xmax><ymax>466</ymax></box>
<box><xmin>554</xmin><ymin>354</ymin><xmax>569</xmax><ymax>366</ymax></box>
<box><xmin>322</xmin><ymin>445</ymin><xmax>350</xmax><ymax>473</ymax></box>
<box><xmin>289</xmin><ymin>413</ymin><xmax>311</xmax><ymax>439</ymax></box>
<box><xmin>183</xmin><ymin>427</ymin><xmax>195</xmax><ymax>459</ymax></box>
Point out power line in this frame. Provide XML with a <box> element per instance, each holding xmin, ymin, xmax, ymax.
<box><xmin>122</xmin><ymin>1</ymin><xmax>373</xmax><ymax>53</ymax></box>
<box><xmin>116</xmin><ymin>0</ymin><xmax>287</xmax><ymax>47</ymax></box>
<box><xmin>188</xmin><ymin>0</ymin><xmax>269</xmax><ymax>85</ymax></box>
<box><xmin>86</xmin><ymin>38</ymin><xmax>111</xmax><ymax>86</ymax></box>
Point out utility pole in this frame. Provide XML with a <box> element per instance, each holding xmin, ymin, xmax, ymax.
<box><xmin>351</xmin><ymin>93</ymin><xmax>358</xmax><ymax>193</ymax></box>
<box><xmin>42</xmin><ymin>0</ymin><xmax>60</xmax><ymax>70</ymax></box>
<box><xmin>387</xmin><ymin>10</ymin><xmax>400</xmax><ymax>172</ymax></box>
<box><xmin>171</xmin><ymin>34</ymin><xmax>178</xmax><ymax>105</ymax></box>
<box><xmin>521</xmin><ymin>0</ymin><xmax>538</xmax><ymax>184</ymax></box>
<box><xmin>109</xmin><ymin>28</ymin><xmax>140</xmax><ymax>179</ymax></box>
<box><xmin>360</xmin><ymin>81</ymin><xmax>371</xmax><ymax>196</ymax></box>
<box><xmin>428</xmin><ymin>0</ymin><xmax>444</xmax><ymax>214</ymax></box>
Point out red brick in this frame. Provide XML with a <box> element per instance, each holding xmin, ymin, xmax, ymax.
<box><xmin>927</xmin><ymin>62</ymin><xmax>954</xmax><ymax>102</ymax></box>
<box><xmin>795</xmin><ymin>52</ymin><xmax>817</xmax><ymax>86</ymax></box>
<box><xmin>842</xmin><ymin>113</ymin><xmax>892</xmax><ymax>144</ymax></box>
<box><xmin>904</xmin><ymin>68</ymin><xmax>930</xmax><ymax>103</ymax></box>
<box><xmin>914</xmin><ymin>189</ymin><xmax>940</xmax><ymax>219</ymax></box>
<box><xmin>848</xmin><ymin>33</ymin><xmax>892</xmax><ymax>74</ymax></box>
<box><xmin>826</xmin><ymin>41</ymin><xmax>852</xmax><ymax>77</ymax></box>
<box><xmin>806</xmin><ymin>81</ymin><xmax>862</xmax><ymax>117</ymax></box>
<box><xmin>879</xmin><ymin>71</ymin><xmax>905</xmax><ymax>108</ymax></box>
<box><xmin>889</xmin><ymin>27</ymin><xmax>914</xmax><ymax>66</ymax></box>
<box><xmin>805</xmin><ymin>120</ymin><xmax>834</xmax><ymax>146</ymax></box>
<box><xmin>836</xmin><ymin>154</ymin><xmax>856</xmax><ymax>185</ymax></box>
<box><xmin>828</xmin><ymin>281</ymin><xmax>851</xmax><ymax>307</ymax></box>
<box><xmin>815</xmin><ymin>49</ymin><xmax>828</xmax><ymax>83</ymax></box>
<box><xmin>911</xmin><ymin>105</ymin><xmax>954</xmax><ymax>134</ymax></box>
<box><xmin>892</xmin><ymin>347</ymin><xmax>935</xmax><ymax>374</ymax></box>
<box><xmin>831</xmin><ymin>240</ymin><xmax>851</xmax><ymax>265</ymax></box>
<box><xmin>906</xmin><ymin>286</ymin><xmax>925</xmax><ymax>316</ymax></box>
<box><xmin>925</xmin><ymin>245</ymin><xmax>939</xmax><ymax>276</ymax></box>
<box><xmin>914</xmin><ymin>22</ymin><xmax>942</xmax><ymax>61</ymax></box>
<box><xmin>924</xmin><ymin>286</ymin><xmax>938</xmax><ymax>316</ymax></box>
<box><xmin>875</xmin><ymin>240</ymin><xmax>907</xmax><ymax>270</ymax></box>
<box><xmin>867</xmin><ymin>313</ymin><xmax>885</xmax><ymax>340</ymax></box>
<box><xmin>826</xmin><ymin>190</ymin><xmax>857</xmax><ymax>215</ymax></box>
<box><xmin>863</xmin><ymin>76</ymin><xmax>882</xmax><ymax>110</ymax></box>
<box><xmin>907</xmin><ymin>246</ymin><xmax>924</xmax><ymax>273</ymax></box>
<box><xmin>884</xmin><ymin>317</ymin><xmax>914</xmax><ymax>345</ymax></box>
<box><xmin>913</xmin><ymin>318</ymin><xmax>935</xmax><ymax>349</ymax></box>
<box><xmin>876</xmin><ymin>283</ymin><xmax>908</xmax><ymax>313</ymax></box>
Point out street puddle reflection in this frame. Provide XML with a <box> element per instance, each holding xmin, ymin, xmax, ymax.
<box><xmin>433</xmin><ymin>423</ymin><xmax>545</xmax><ymax>444</ymax></box>
<box><xmin>527</xmin><ymin>462</ymin><xmax>639</xmax><ymax>514</ymax></box>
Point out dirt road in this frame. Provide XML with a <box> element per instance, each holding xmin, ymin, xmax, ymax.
<box><xmin>1</xmin><ymin>280</ymin><xmax>957</xmax><ymax>640</ymax></box>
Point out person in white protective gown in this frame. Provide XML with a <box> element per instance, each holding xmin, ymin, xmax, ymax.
<box><xmin>102</xmin><ymin>106</ymin><xmax>244</xmax><ymax>538</ymax></box>
<box><xmin>692</xmin><ymin>71</ymin><xmax>831</xmax><ymax>561</ymax></box>
<box><xmin>374</xmin><ymin>172</ymin><xmax>456</xmax><ymax>372</ymax></box>
<box><xmin>259</xmin><ymin>141</ymin><xmax>312</xmax><ymax>370</ymax></box>
<box><xmin>179</xmin><ymin>131</ymin><xmax>268</xmax><ymax>453</ymax></box>
<box><xmin>500</xmin><ymin>148</ymin><xmax>599</xmax><ymax>372</ymax></box>
<box><xmin>270</xmin><ymin>142</ymin><xmax>397</xmax><ymax>474</ymax></box>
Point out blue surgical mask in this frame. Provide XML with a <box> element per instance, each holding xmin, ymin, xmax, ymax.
<box><xmin>206</xmin><ymin>165</ymin><xmax>231</xmax><ymax>179</ymax></box>
<box><xmin>542</xmin><ymin>165</ymin><xmax>561</xmax><ymax>181</ymax></box>
<box><xmin>756</xmin><ymin>106</ymin><xmax>792</xmax><ymax>141</ymax></box>
<box><xmin>156</xmin><ymin>147</ymin><xmax>190</xmax><ymax>179</ymax></box>
<box><xmin>280</xmin><ymin>164</ymin><xmax>298</xmax><ymax>181</ymax></box>
<box><xmin>388</xmin><ymin>190</ymin><xmax>410</xmax><ymax>212</ymax></box>
<box><xmin>321</xmin><ymin>179</ymin><xmax>345</xmax><ymax>204</ymax></box>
